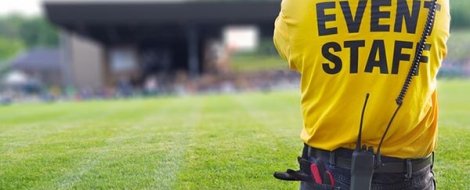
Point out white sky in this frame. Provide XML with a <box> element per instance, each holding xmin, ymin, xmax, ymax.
<box><xmin>0</xmin><ymin>0</ymin><xmax>43</xmax><ymax>16</ymax></box>
<box><xmin>0</xmin><ymin>0</ymin><xmax>42</xmax><ymax>15</ymax></box>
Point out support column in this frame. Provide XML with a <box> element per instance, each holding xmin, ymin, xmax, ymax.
<box><xmin>59</xmin><ymin>31</ymin><xmax>74</xmax><ymax>89</ymax></box>
<box><xmin>187</xmin><ymin>25</ymin><xmax>199</xmax><ymax>78</ymax></box>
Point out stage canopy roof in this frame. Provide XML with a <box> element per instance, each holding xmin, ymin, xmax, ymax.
<box><xmin>44</xmin><ymin>0</ymin><xmax>281</xmax><ymax>44</ymax></box>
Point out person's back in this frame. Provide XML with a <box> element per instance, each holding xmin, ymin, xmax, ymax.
<box><xmin>273</xmin><ymin>0</ymin><xmax>450</xmax><ymax>189</ymax></box>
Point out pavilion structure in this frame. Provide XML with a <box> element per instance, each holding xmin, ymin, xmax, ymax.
<box><xmin>44</xmin><ymin>0</ymin><xmax>280</xmax><ymax>90</ymax></box>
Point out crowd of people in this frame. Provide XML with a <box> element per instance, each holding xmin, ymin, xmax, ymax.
<box><xmin>0</xmin><ymin>69</ymin><xmax>300</xmax><ymax>104</ymax></box>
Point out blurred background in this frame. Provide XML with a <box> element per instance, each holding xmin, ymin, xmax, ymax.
<box><xmin>0</xmin><ymin>0</ymin><xmax>468</xmax><ymax>104</ymax></box>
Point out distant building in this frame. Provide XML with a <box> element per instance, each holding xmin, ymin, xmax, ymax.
<box><xmin>9</xmin><ymin>47</ymin><xmax>63</xmax><ymax>87</ymax></box>
<box><xmin>44</xmin><ymin>0</ymin><xmax>280</xmax><ymax>91</ymax></box>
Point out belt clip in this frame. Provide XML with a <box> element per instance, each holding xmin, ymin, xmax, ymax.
<box><xmin>431</xmin><ymin>152</ymin><xmax>435</xmax><ymax>170</ymax></box>
<box><xmin>405</xmin><ymin>159</ymin><xmax>412</xmax><ymax>180</ymax></box>
<box><xmin>329</xmin><ymin>152</ymin><xmax>336</xmax><ymax>166</ymax></box>
<box><xmin>307</xmin><ymin>146</ymin><xmax>313</xmax><ymax>158</ymax></box>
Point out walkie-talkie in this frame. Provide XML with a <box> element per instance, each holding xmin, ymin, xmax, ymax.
<box><xmin>350</xmin><ymin>1</ymin><xmax>438</xmax><ymax>190</ymax></box>
<box><xmin>350</xmin><ymin>94</ymin><xmax>375</xmax><ymax>190</ymax></box>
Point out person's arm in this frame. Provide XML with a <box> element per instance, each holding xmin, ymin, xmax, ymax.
<box><xmin>273</xmin><ymin>0</ymin><xmax>311</xmax><ymax>72</ymax></box>
<box><xmin>273</xmin><ymin>13</ymin><xmax>289</xmax><ymax>62</ymax></box>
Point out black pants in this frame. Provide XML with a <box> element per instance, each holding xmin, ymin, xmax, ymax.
<box><xmin>300</xmin><ymin>146</ymin><xmax>436</xmax><ymax>190</ymax></box>
<box><xmin>300</xmin><ymin>165</ymin><xmax>435</xmax><ymax>190</ymax></box>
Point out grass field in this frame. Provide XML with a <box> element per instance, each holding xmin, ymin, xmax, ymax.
<box><xmin>0</xmin><ymin>79</ymin><xmax>469</xmax><ymax>190</ymax></box>
<box><xmin>231</xmin><ymin>54</ymin><xmax>286</xmax><ymax>72</ymax></box>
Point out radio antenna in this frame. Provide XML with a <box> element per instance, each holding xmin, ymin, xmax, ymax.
<box><xmin>356</xmin><ymin>93</ymin><xmax>370</xmax><ymax>151</ymax></box>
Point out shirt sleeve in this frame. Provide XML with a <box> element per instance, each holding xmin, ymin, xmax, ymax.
<box><xmin>273</xmin><ymin>0</ymin><xmax>308</xmax><ymax>71</ymax></box>
<box><xmin>273</xmin><ymin>13</ymin><xmax>288</xmax><ymax>60</ymax></box>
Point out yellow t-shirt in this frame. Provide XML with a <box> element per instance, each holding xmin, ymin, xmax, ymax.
<box><xmin>274</xmin><ymin>0</ymin><xmax>450</xmax><ymax>158</ymax></box>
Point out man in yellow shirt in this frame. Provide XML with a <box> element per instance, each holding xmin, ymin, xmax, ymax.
<box><xmin>273</xmin><ymin>0</ymin><xmax>450</xmax><ymax>189</ymax></box>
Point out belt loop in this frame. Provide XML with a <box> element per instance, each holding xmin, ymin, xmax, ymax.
<box><xmin>329</xmin><ymin>151</ymin><xmax>336</xmax><ymax>166</ymax></box>
<box><xmin>431</xmin><ymin>152</ymin><xmax>435</xmax><ymax>170</ymax></box>
<box><xmin>302</xmin><ymin>144</ymin><xmax>309</xmax><ymax>159</ymax></box>
<box><xmin>405</xmin><ymin>159</ymin><xmax>413</xmax><ymax>180</ymax></box>
<box><xmin>308</xmin><ymin>147</ymin><xmax>312</xmax><ymax>158</ymax></box>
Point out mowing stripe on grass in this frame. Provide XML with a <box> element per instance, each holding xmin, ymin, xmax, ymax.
<box><xmin>63</xmin><ymin>97</ymin><xmax>202</xmax><ymax>189</ymax></box>
<box><xmin>151</xmin><ymin>98</ymin><xmax>201</xmax><ymax>190</ymax></box>
<box><xmin>233</xmin><ymin>92</ymin><xmax>301</xmax><ymax>148</ymax></box>
<box><xmin>0</xmin><ymin>101</ymin><xmax>150</xmax><ymax>163</ymax></box>
<box><xmin>0</xmin><ymin>101</ymin><xmax>128</xmax><ymax>152</ymax></box>
<box><xmin>174</xmin><ymin>94</ymin><xmax>298</xmax><ymax>190</ymax></box>
<box><xmin>0</xmin><ymin>99</ymin><xmax>169</xmax><ymax>189</ymax></box>
<box><xmin>53</xmin><ymin>106</ymin><xmax>174</xmax><ymax>189</ymax></box>
<box><xmin>0</xmin><ymin>103</ymin><xmax>73</xmax><ymax>125</ymax></box>
<box><xmin>39</xmin><ymin>100</ymin><xmax>176</xmax><ymax>190</ymax></box>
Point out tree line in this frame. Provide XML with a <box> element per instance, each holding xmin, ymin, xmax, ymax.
<box><xmin>0</xmin><ymin>15</ymin><xmax>58</xmax><ymax>64</ymax></box>
<box><xmin>450</xmin><ymin>0</ymin><xmax>470</xmax><ymax>30</ymax></box>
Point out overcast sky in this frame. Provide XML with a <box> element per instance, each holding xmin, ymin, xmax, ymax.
<box><xmin>0</xmin><ymin>0</ymin><xmax>43</xmax><ymax>16</ymax></box>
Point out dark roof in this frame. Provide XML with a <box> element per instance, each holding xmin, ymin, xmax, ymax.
<box><xmin>44</xmin><ymin>0</ymin><xmax>280</xmax><ymax>44</ymax></box>
<box><xmin>10</xmin><ymin>48</ymin><xmax>61</xmax><ymax>71</ymax></box>
<box><xmin>44</xmin><ymin>0</ymin><xmax>280</xmax><ymax>25</ymax></box>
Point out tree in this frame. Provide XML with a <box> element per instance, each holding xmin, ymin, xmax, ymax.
<box><xmin>0</xmin><ymin>37</ymin><xmax>24</xmax><ymax>61</ymax></box>
<box><xmin>0</xmin><ymin>15</ymin><xmax>58</xmax><ymax>50</ymax></box>
<box><xmin>19</xmin><ymin>17</ymin><xmax>58</xmax><ymax>48</ymax></box>
<box><xmin>450</xmin><ymin>0</ymin><xmax>470</xmax><ymax>29</ymax></box>
<box><xmin>0</xmin><ymin>15</ymin><xmax>59</xmax><ymax>70</ymax></box>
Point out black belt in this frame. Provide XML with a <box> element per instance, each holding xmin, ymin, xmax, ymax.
<box><xmin>304</xmin><ymin>145</ymin><xmax>433</xmax><ymax>174</ymax></box>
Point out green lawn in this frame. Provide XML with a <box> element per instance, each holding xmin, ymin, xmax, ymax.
<box><xmin>0</xmin><ymin>79</ymin><xmax>469</xmax><ymax>190</ymax></box>
<box><xmin>231</xmin><ymin>54</ymin><xmax>286</xmax><ymax>72</ymax></box>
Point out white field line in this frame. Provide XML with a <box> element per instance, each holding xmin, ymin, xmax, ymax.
<box><xmin>0</xmin><ymin>103</ymin><xmax>126</xmax><ymax>152</ymax></box>
<box><xmin>0</xmin><ymin>108</ymin><xmax>128</xmax><ymax>177</ymax></box>
<box><xmin>0</xmin><ymin>105</ymin><xmax>72</xmax><ymax>124</ymax></box>
<box><xmin>0</xmin><ymin>103</ymin><xmax>110</xmax><ymax>133</ymax></box>
<box><xmin>150</xmin><ymin>101</ymin><xmax>201</xmax><ymax>190</ymax></box>
<box><xmin>232</xmin><ymin>96</ymin><xmax>300</xmax><ymax>149</ymax></box>
<box><xmin>41</xmin><ymin>99</ymin><xmax>199</xmax><ymax>190</ymax></box>
<box><xmin>0</xmin><ymin>102</ymin><xmax>161</xmax><ymax>180</ymax></box>
<box><xmin>46</xmin><ymin>104</ymin><xmax>176</xmax><ymax>190</ymax></box>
